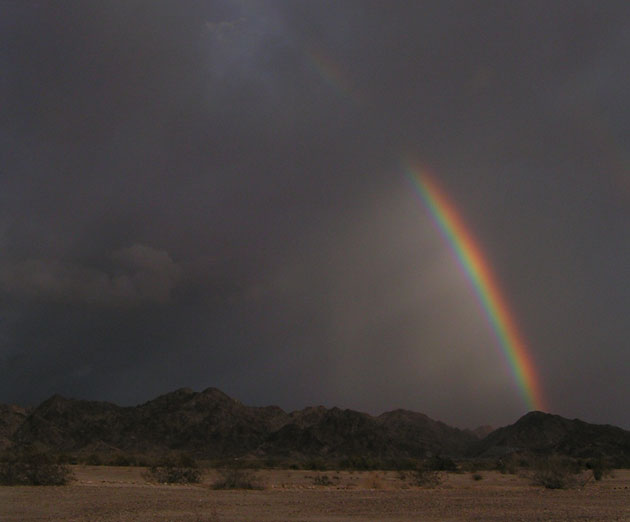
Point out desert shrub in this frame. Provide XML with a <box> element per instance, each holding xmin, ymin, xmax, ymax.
<box><xmin>471</xmin><ymin>472</ymin><xmax>483</xmax><ymax>481</ymax></box>
<box><xmin>111</xmin><ymin>454</ymin><xmax>135</xmax><ymax>467</ymax></box>
<box><xmin>496</xmin><ymin>455</ymin><xmax>519</xmax><ymax>474</ymax></box>
<box><xmin>145</xmin><ymin>456</ymin><xmax>201</xmax><ymax>484</ymax></box>
<box><xmin>264</xmin><ymin>457</ymin><xmax>294</xmax><ymax>469</ymax></box>
<box><xmin>387</xmin><ymin>458</ymin><xmax>417</xmax><ymax>471</ymax></box>
<box><xmin>85</xmin><ymin>453</ymin><xmax>103</xmax><ymax>466</ymax></box>
<box><xmin>412</xmin><ymin>466</ymin><xmax>442</xmax><ymax>488</ymax></box>
<box><xmin>56</xmin><ymin>453</ymin><xmax>77</xmax><ymax>465</ymax></box>
<box><xmin>312</xmin><ymin>473</ymin><xmax>334</xmax><ymax>486</ymax></box>
<box><xmin>147</xmin><ymin>464</ymin><xmax>201</xmax><ymax>484</ymax></box>
<box><xmin>427</xmin><ymin>455</ymin><xmax>457</xmax><ymax>472</ymax></box>
<box><xmin>304</xmin><ymin>458</ymin><xmax>328</xmax><ymax>471</ymax></box>
<box><xmin>0</xmin><ymin>451</ymin><xmax>73</xmax><ymax>486</ymax></box>
<box><xmin>212</xmin><ymin>468</ymin><xmax>262</xmax><ymax>490</ymax></box>
<box><xmin>531</xmin><ymin>456</ymin><xmax>583</xmax><ymax>489</ymax></box>
<box><xmin>338</xmin><ymin>456</ymin><xmax>380</xmax><ymax>470</ymax></box>
<box><xmin>586</xmin><ymin>458</ymin><xmax>613</xmax><ymax>481</ymax></box>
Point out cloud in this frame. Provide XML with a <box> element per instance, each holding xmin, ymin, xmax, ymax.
<box><xmin>1</xmin><ymin>1</ymin><xmax>629</xmax><ymax>429</ymax></box>
<box><xmin>205</xmin><ymin>19</ymin><xmax>244</xmax><ymax>41</ymax></box>
<box><xmin>0</xmin><ymin>244</ymin><xmax>180</xmax><ymax>306</ymax></box>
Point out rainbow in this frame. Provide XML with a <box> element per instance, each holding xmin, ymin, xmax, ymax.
<box><xmin>403</xmin><ymin>160</ymin><xmax>546</xmax><ymax>412</ymax></box>
<box><xmin>301</xmin><ymin>42</ymin><xmax>546</xmax><ymax>411</ymax></box>
<box><xmin>306</xmin><ymin>47</ymin><xmax>358</xmax><ymax>102</ymax></box>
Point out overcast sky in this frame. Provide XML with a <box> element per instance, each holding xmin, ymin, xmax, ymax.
<box><xmin>2</xmin><ymin>1</ymin><xmax>629</xmax><ymax>429</ymax></box>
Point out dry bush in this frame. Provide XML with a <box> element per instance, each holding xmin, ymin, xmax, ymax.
<box><xmin>304</xmin><ymin>458</ymin><xmax>328</xmax><ymax>470</ymax></box>
<box><xmin>211</xmin><ymin>468</ymin><xmax>262</xmax><ymax>490</ymax></box>
<box><xmin>312</xmin><ymin>473</ymin><xmax>334</xmax><ymax>486</ymax></box>
<box><xmin>586</xmin><ymin>458</ymin><xmax>613</xmax><ymax>481</ymax></box>
<box><xmin>412</xmin><ymin>469</ymin><xmax>442</xmax><ymax>488</ymax></box>
<box><xmin>146</xmin><ymin>465</ymin><xmax>201</xmax><ymax>484</ymax></box>
<box><xmin>0</xmin><ymin>451</ymin><xmax>73</xmax><ymax>486</ymax></box>
<box><xmin>496</xmin><ymin>455</ymin><xmax>519</xmax><ymax>474</ymax></box>
<box><xmin>412</xmin><ymin>467</ymin><xmax>442</xmax><ymax>488</ymax></box>
<box><xmin>144</xmin><ymin>456</ymin><xmax>201</xmax><ymax>484</ymax></box>
<box><xmin>85</xmin><ymin>453</ymin><xmax>103</xmax><ymax>466</ymax></box>
<box><xmin>531</xmin><ymin>456</ymin><xmax>584</xmax><ymax>489</ymax></box>
<box><xmin>427</xmin><ymin>455</ymin><xmax>457</xmax><ymax>472</ymax></box>
<box><xmin>471</xmin><ymin>472</ymin><xmax>484</xmax><ymax>481</ymax></box>
<box><xmin>407</xmin><ymin>457</ymin><xmax>451</xmax><ymax>488</ymax></box>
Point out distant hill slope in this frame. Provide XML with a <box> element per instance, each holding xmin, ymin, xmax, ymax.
<box><xmin>12</xmin><ymin>388</ymin><xmax>291</xmax><ymax>458</ymax></box>
<box><xmin>261</xmin><ymin>407</ymin><xmax>477</xmax><ymax>460</ymax></box>
<box><xmin>0</xmin><ymin>403</ymin><xmax>31</xmax><ymax>450</ymax></box>
<box><xmin>3</xmin><ymin>390</ymin><xmax>630</xmax><ymax>464</ymax></box>
<box><xmin>6</xmin><ymin>388</ymin><xmax>475</xmax><ymax>460</ymax></box>
<box><xmin>471</xmin><ymin>425</ymin><xmax>494</xmax><ymax>439</ymax></box>
<box><xmin>474</xmin><ymin>411</ymin><xmax>630</xmax><ymax>461</ymax></box>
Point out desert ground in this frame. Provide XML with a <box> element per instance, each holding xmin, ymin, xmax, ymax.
<box><xmin>2</xmin><ymin>466</ymin><xmax>629</xmax><ymax>521</ymax></box>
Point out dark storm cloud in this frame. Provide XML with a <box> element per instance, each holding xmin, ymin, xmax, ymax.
<box><xmin>0</xmin><ymin>244</ymin><xmax>180</xmax><ymax>305</ymax></box>
<box><xmin>1</xmin><ymin>1</ymin><xmax>629</xmax><ymax>429</ymax></box>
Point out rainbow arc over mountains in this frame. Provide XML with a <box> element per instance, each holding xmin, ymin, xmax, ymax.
<box><xmin>306</xmin><ymin>46</ymin><xmax>546</xmax><ymax>411</ymax></box>
<box><xmin>403</xmin><ymin>160</ymin><xmax>546</xmax><ymax>412</ymax></box>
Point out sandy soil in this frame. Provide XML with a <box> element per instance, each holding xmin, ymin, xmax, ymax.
<box><xmin>1</xmin><ymin>466</ymin><xmax>629</xmax><ymax>521</ymax></box>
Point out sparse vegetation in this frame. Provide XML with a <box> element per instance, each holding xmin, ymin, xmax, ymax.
<box><xmin>496</xmin><ymin>455</ymin><xmax>519</xmax><ymax>474</ymax></box>
<box><xmin>4</xmin><ymin>463</ymin><xmax>630</xmax><ymax>520</ymax></box>
<box><xmin>312</xmin><ymin>473</ymin><xmax>334</xmax><ymax>486</ymax></box>
<box><xmin>412</xmin><ymin>465</ymin><xmax>442</xmax><ymax>488</ymax></box>
<box><xmin>586</xmin><ymin>458</ymin><xmax>613</xmax><ymax>481</ymax></box>
<box><xmin>472</xmin><ymin>472</ymin><xmax>483</xmax><ymax>481</ymax></box>
<box><xmin>86</xmin><ymin>453</ymin><xmax>103</xmax><ymax>466</ymax></box>
<box><xmin>0</xmin><ymin>450</ymin><xmax>73</xmax><ymax>486</ymax></box>
<box><xmin>531</xmin><ymin>456</ymin><xmax>584</xmax><ymax>489</ymax></box>
<box><xmin>212</xmin><ymin>468</ymin><xmax>262</xmax><ymax>490</ymax></box>
<box><xmin>338</xmin><ymin>456</ymin><xmax>380</xmax><ymax>470</ymax></box>
<box><xmin>304</xmin><ymin>458</ymin><xmax>328</xmax><ymax>471</ymax></box>
<box><xmin>427</xmin><ymin>455</ymin><xmax>458</xmax><ymax>472</ymax></box>
<box><xmin>144</xmin><ymin>456</ymin><xmax>201</xmax><ymax>484</ymax></box>
<box><xmin>110</xmin><ymin>454</ymin><xmax>132</xmax><ymax>466</ymax></box>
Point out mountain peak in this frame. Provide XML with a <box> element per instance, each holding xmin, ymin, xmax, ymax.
<box><xmin>200</xmin><ymin>387</ymin><xmax>233</xmax><ymax>400</ymax></box>
<box><xmin>3</xmin><ymin>388</ymin><xmax>630</xmax><ymax>464</ymax></box>
<box><xmin>474</xmin><ymin>410</ymin><xmax>630</xmax><ymax>459</ymax></box>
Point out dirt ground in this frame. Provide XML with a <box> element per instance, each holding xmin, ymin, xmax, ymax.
<box><xmin>2</xmin><ymin>466</ymin><xmax>630</xmax><ymax>521</ymax></box>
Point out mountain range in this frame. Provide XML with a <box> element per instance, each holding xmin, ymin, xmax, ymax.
<box><xmin>2</xmin><ymin>387</ymin><xmax>629</xmax><ymax>464</ymax></box>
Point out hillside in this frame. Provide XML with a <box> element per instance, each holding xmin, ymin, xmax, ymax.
<box><xmin>0</xmin><ymin>403</ymin><xmax>31</xmax><ymax>450</ymax></box>
<box><xmin>3</xmin><ymin>389</ymin><xmax>630</xmax><ymax>465</ymax></box>
<box><xmin>5</xmin><ymin>388</ymin><xmax>475</xmax><ymax>461</ymax></box>
<box><xmin>474</xmin><ymin>411</ymin><xmax>630</xmax><ymax>461</ymax></box>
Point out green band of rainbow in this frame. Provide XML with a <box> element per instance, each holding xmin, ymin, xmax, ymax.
<box><xmin>403</xmin><ymin>161</ymin><xmax>546</xmax><ymax>412</ymax></box>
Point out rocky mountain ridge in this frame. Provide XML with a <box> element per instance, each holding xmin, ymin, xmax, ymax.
<box><xmin>2</xmin><ymin>388</ymin><xmax>630</xmax><ymax>464</ymax></box>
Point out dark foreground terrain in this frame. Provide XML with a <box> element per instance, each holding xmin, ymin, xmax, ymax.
<box><xmin>2</xmin><ymin>466</ymin><xmax>630</xmax><ymax>521</ymax></box>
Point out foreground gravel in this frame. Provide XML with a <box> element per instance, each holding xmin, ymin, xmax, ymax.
<box><xmin>1</xmin><ymin>467</ymin><xmax>629</xmax><ymax>521</ymax></box>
